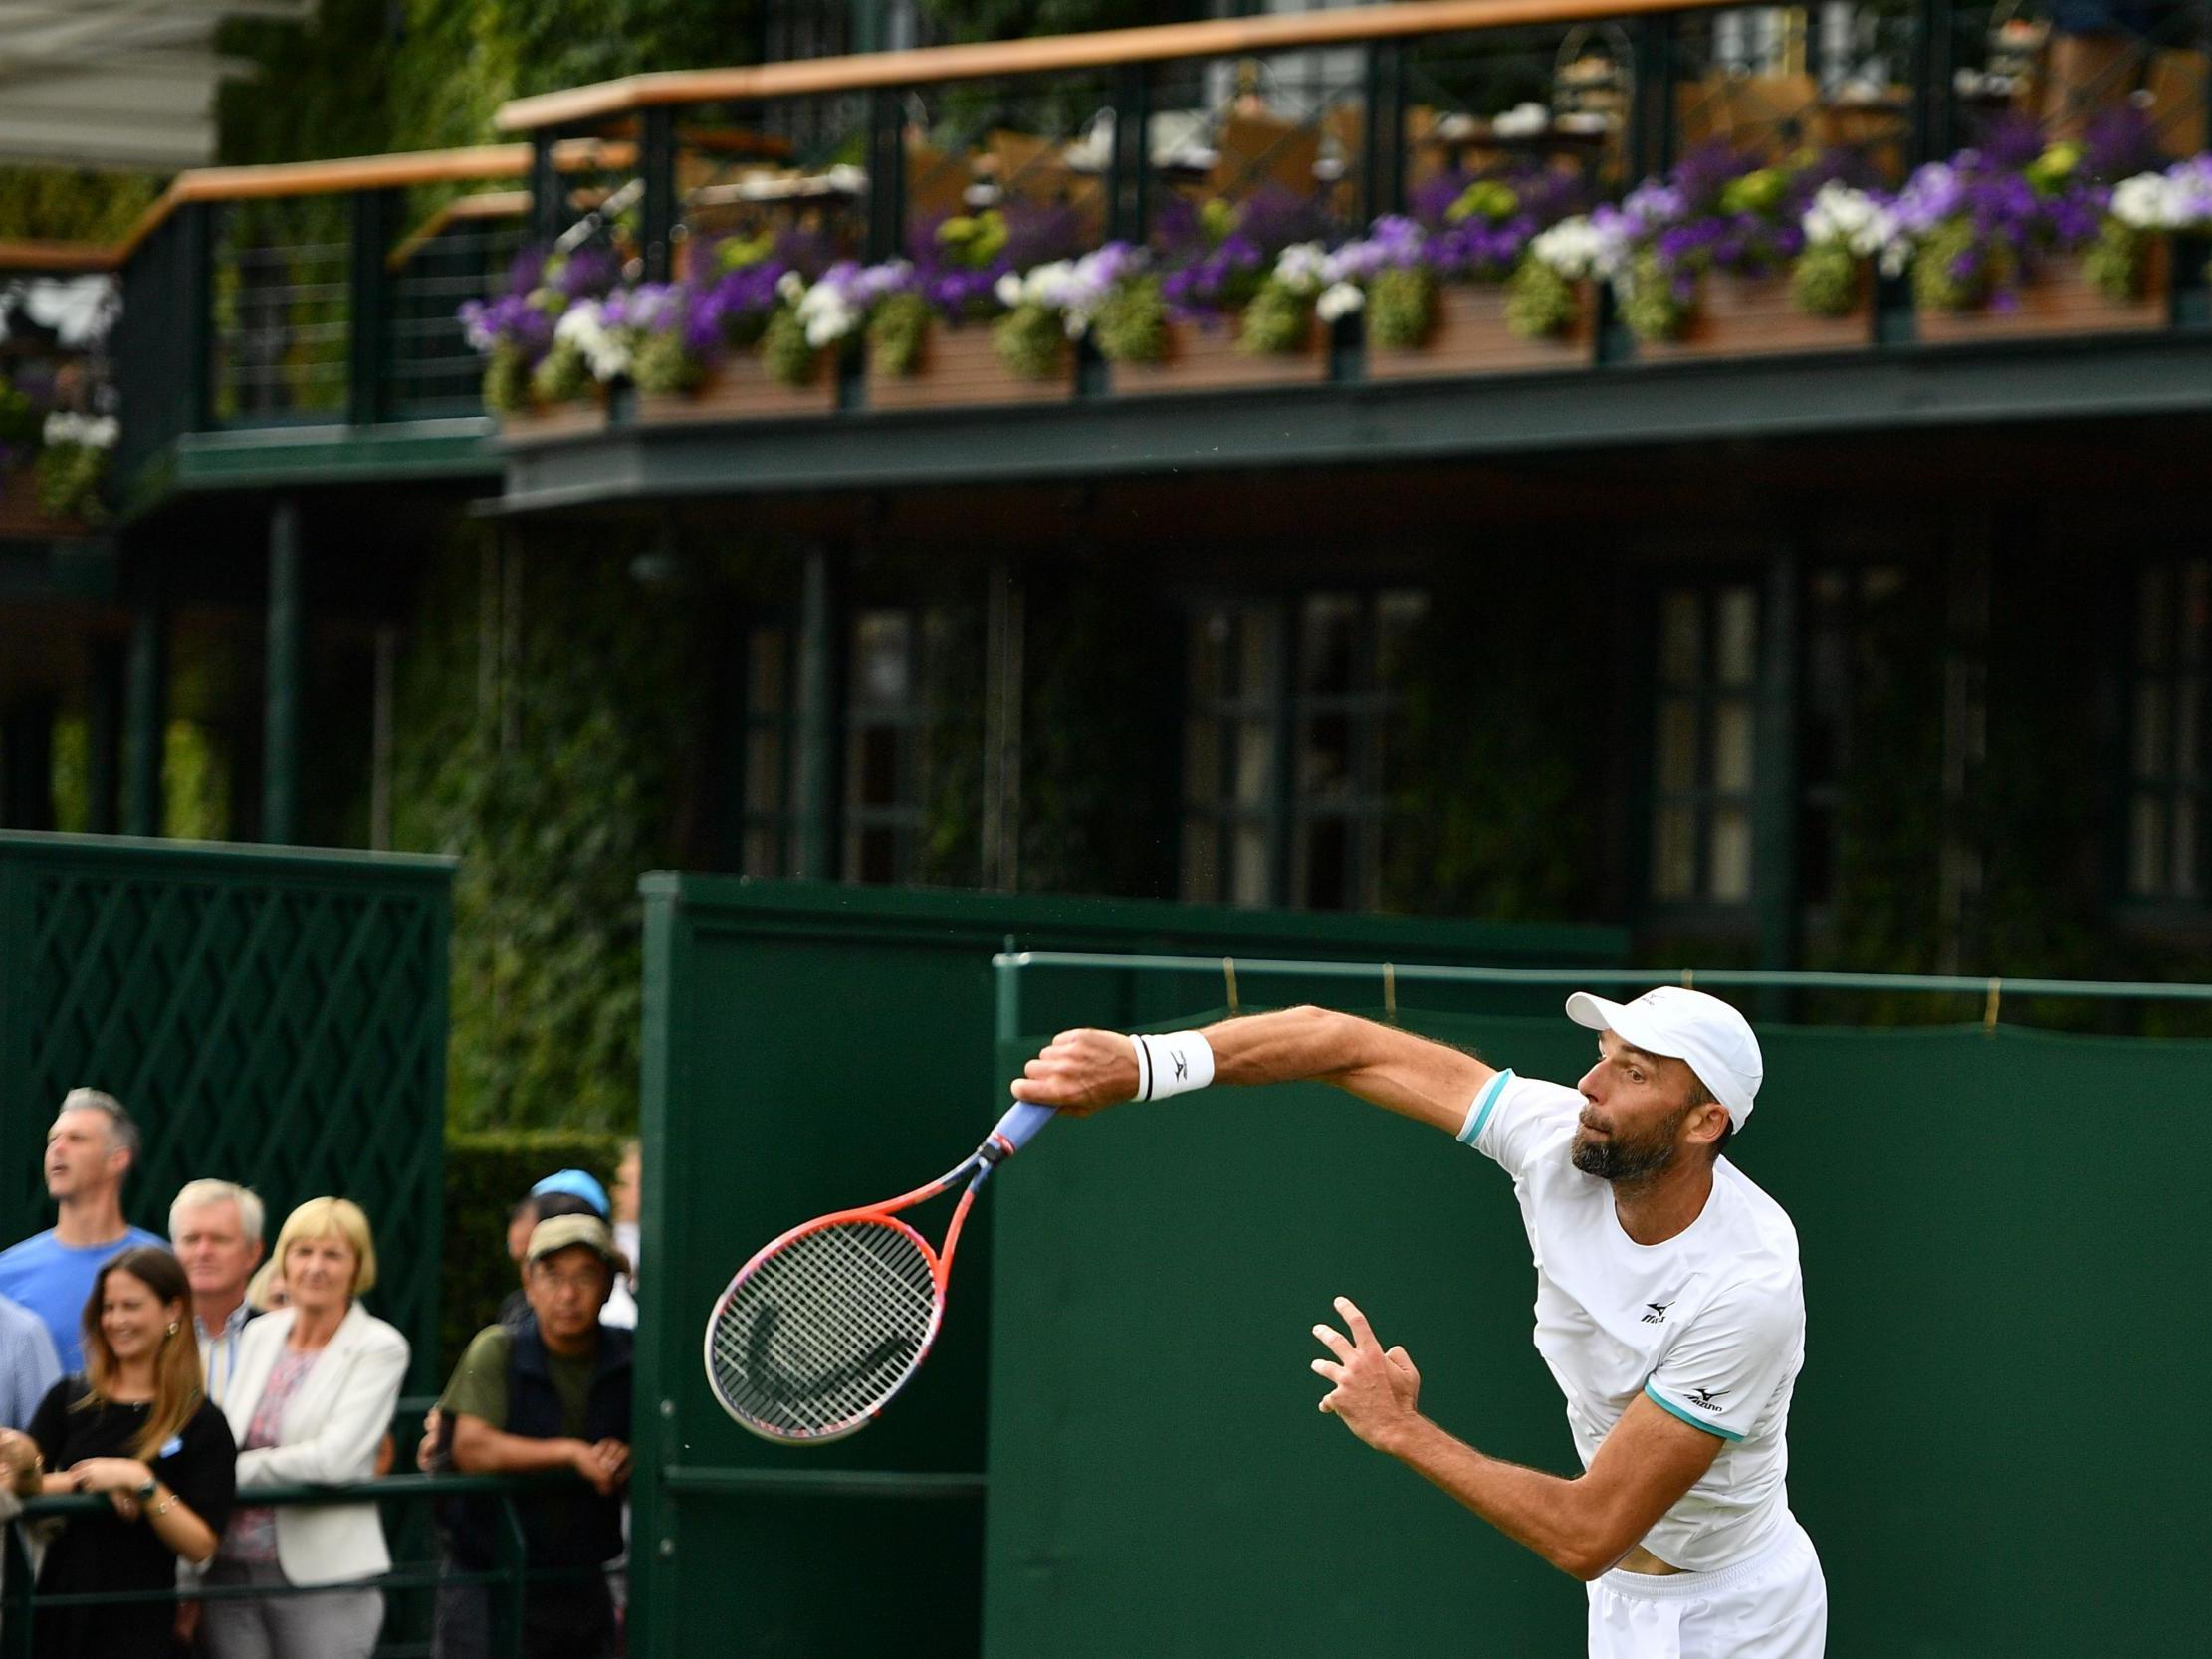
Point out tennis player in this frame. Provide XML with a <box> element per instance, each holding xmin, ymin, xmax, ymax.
<box><xmin>1009</xmin><ymin>986</ymin><xmax>1824</xmax><ymax>1657</ymax></box>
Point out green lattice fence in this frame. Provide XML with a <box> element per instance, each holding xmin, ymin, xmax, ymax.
<box><xmin>0</xmin><ymin>833</ymin><xmax>454</xmax><ymax>1392</ymax></box>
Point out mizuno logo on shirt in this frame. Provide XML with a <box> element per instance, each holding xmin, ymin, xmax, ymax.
<box><xmin>1687</xmin><ymin>1387</ymin><xmax>1725</xmax><ymax>1412</ymax></box>
<box><xmin>1642</xmin><ymin>1302</ymin><xmax>1670</xmax><ymax>1324</ymax></box>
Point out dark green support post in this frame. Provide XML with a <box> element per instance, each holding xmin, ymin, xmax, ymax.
<box><xmin>87</xmin><ymin>638</ymin><xmax>123</xmax><ymax>834</ymax></box>
<box><xmin>1266</xmin><ymin>602</ymin><xmax>1296</xmax><ymax>908</ymax></box>
<box><xmin>1909</xmin><ymin>0</ymin><xmax>1957</xmax><ymax>167</ymax></box>
<box><xmin>346</xmin><ymin>188</ymin><xmax>397</xmax><ymax>427</ymax></box>
<box><xmin>1107</xmin><ymin>64</ymin><xmax>1152</xmax><ymax>244</ymax></box>
<box><xmin>794</xmin><ymin>548</ymin><xmax>840</xmax><ymax>880</ymax></box>
<box><xmin>2</xmin><ymin>1520</ymin><xmax>34</xmax><ymax>1659</ymax></box>
<box><xmin>1361</xmin><ymin>41</ymin><xmax>1407</xmax><ymax>221</ymax></box>
<box><xmin>177</xmin><ymin>201</ymin><xmax>214</xmax><ymax>437</ymax></box>
<box><xmin>1753</xmin><ymin>540</ymin><xmax>1803</xmax><ymax>1016</ymax></box>
<box><xmin>531</xmin><ymin>133</ymin><xmax>563</xmax><ymax>246</ymax></box>
<box><xmin>0</xmin><ymin>699</ymin><xmax>57</xmax><ymax>831</ymax></box>
<box><xmin>263</xmin><ymin>498</ymin><xmax>303</xmax><ymax>845</ymax></box>
<box><xmin>641</xmin><ymin>106</ymin><xmax>679</xmax><ymax>283</ymax></box>
<box><xmin>492</xmin><ymin>1497</ymin><xmax>529</xmax><ymax>1659</ymax></box>
<box><xmin>865</xmin><ymin>89</ymin><xmax>906</xmax><ymax>264</ymax></box>
<box><xmin>1629</xmin><ymin>16</ymin><xmax>1675</xmax><ymax>180</ymax></box>
<box><xmin>123</xmin><ymin>587</ymin><xmax>167</xmax><ymax>838</ymax></box>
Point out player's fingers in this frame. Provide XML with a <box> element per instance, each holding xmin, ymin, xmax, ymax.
<box><xmin>1309</xmin><ymin>1357</ymin><xmax>1344</xmax><ymax>1383</ymax></box>
<box><xmin>1310</xmin><ymin>1322</ymin><xmax>1354</xmax><ymax>1362</ymax></box>
<box><xmin>1335</xmin><ymin>1296</ymin><xmax>1378</xmax><ymax>1348</ymax></box>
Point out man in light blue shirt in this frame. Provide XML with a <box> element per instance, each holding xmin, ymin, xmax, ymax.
<box><xmin>0</xmin><ymin>1089</ymin><xmax>164</xmax><ymax>1372</ymax></box>
<box><xmin>0</xmin><ymin>1294</ymin><xmax>58</xmax><ymax>1428</ymax></box>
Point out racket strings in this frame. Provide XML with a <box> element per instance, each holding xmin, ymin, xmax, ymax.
<box><xmin>710</xmin><ymin>1219</ymin><xmax>941</xmax><ymax>1438</ymax></box>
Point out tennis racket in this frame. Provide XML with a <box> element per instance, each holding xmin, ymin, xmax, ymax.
<box><xmin>704</xmin><ymin>1099</ymin><xmax>1055</xmax><ymax>1443</ymax></box>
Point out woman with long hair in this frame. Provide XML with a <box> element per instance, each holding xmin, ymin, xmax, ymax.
<box><xmin>204</xmin><ymin>1197</ymin><xmax>408</xmax><ymax>1659</ymax></box>
<box><xmin>17</xmin><ymin>1245</ymin><xmax>237</xmax><ymax>1658</ymax></box>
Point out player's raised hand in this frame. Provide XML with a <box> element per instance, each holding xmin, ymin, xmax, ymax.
<box><xmin>1311</xmin><ymin>1295</ymin><xmax>1422</xmax><ymax>1452</ymax></box>
<box><xmin>1008</xmin><ymin>1028</ymin><xmax>1142</xmax><ymax>1115</ymax></box>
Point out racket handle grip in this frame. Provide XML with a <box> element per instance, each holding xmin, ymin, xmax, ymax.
<box><xmin>988</xmin><ymin>1100</ymin><xmax>1056</xmax><ymax>1157</ymax></box>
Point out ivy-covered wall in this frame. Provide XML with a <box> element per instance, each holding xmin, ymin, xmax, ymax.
<box><xmin>390</xmin><ymin>524</ymin><xmax>712</xmax><ymax>1131</ymax></box>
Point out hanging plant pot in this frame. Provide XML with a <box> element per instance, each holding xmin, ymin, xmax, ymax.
<box><xmin>1366</xmin><ymin>282</ymin><xmax>1594</xmax><ymax>379</ymax></box>
<box><xmin>1108</xmin><ymin>316</ymin><xmax>1328</xmax><ymax>397</ymax></box>
<box><xmin>1914</xmin><ymin>242</ymin><xmax>2170</xmax><ymax>344</ymax></box>
<box><xmin>867</xmin><ymin>322</ymin><xmax>1075</xmax><ymax>412</ymax></box>
<box><xmin>636</xmin><ymin>355</ymin><xmax>838</xmax><ymax>423</ymax></box>
<box><xmin>1634</xmin><ymin>271</ymin><xmax>1873</xmax><ymax>362</ymax></box>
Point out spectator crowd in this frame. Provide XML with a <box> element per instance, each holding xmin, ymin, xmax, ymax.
<box><xmin>0</xmin><ymin>1088</ymin><xmax>642</xmax><ymax>1659</ymax></box>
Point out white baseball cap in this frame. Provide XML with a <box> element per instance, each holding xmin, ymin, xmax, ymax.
<box><xmin>1564</xmin><ymin>986</ymin><xmax>1763</xmax><ymax>1129</ymax></box>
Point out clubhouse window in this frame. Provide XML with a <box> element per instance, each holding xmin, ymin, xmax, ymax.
<box><xmin>1650</xmin><ymin>581</ymin><xmax>1759</xmax><ymax>905</ymax></box>
<box><xmin>2126</xmin><ymin>559</ymin><xmax>2209</xmax><ymax>902</ymax></box>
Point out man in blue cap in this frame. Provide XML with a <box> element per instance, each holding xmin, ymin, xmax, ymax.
<box><xmin>501</xmin><ymin>1172</ymin><xmax>633</xmax><ymax>1331</ymax></box>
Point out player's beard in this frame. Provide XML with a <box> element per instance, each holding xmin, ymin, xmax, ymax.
<box><xmin>1571</xmin><ymin>1104</ymin><xmax>1690</xmax><ymax>1184</ymax></box>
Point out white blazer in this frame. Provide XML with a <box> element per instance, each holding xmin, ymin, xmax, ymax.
<box><xmin>223</xmin><ymin>1301</ymin><xmax>410</xmax><ymax>1587</ymax></box>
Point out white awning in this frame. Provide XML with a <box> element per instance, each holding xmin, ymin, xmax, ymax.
<box><xmin>0</xmin><ymin>1</ymin><xmax>315</xmax><ymax>170</ymax></box>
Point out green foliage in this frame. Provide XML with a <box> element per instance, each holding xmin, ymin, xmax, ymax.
<box><xmin>1718</xmin><ymin>167</ymin><xmax>1788</xmax><ymax>215</ymax></box>
<box><xmin>529</xmin><ymin>338</ymin><xmax>592</xmax><ymax>405</ymax></box>
<box><xmin>867</xmin><ymin>291</ymin><xmax>933</xmax><ymax>378</ymax></box>
<box><xmin>2083</xmin><ymin>220</ymin><xmax>2146</xmax><ymax>303</ymax></box>
<box><xmin>934</xmin><ymin>210</ymin><xmax>1008</xmax><ymax>269</ymax></box>
<box><xmin>391</xmin><ymin>531</ymin><xmax>702</xmax><ymax>1132</ymax></box>
<box><xmin>762</xmin><ymin>307</ymin><xmax>818</xmax><ymax>386</ymax></box>
<box><xmin>482</xmin><ymin>343</ymin><xmax>533</xmax><ymax>414</ymax></box>
<box><xmin>993</xmin><ymin>304</ymin><xmax>1064</xmax><ymax>380</ymax></box>
<box><xmin>1018</xmin><ymin>567</ymin><xmax>1182</xmax><ymax>899</ymax></box>
<box><xmin>1621</xmin><ymin>248</ymin><xmax>1695</xmax><ymax>341</ymax></box>
<box><xmin>1446</xmin><ymin>180</ymin><xmax>1518</xmax><ymax>224</ymax></box>
<box><xmin>1094</xmin><ymin>274</ymin><xmax>1167</xmax><ymax>363</ymax></box>
<box><xmin>1912</xmin><ymin>219</ymin><xmax>2004</xmax><ymax>312</ymax></box>
<box><xmin>1237</xmin><ymin>281</ymin><xmax>1307</xmax><ymax>354</ymax></box>
<box><xmin>0</xmin><ymin>377</ymin><xmax>36</xmax><ymax>447</ymax></box>
<box><xmin>1504</xmin><ymin>260</ymin><xmax>1577</xmax><ymax>340</ymax></box>
<box><xmin>0</xmin><ymin>167</ymin><xmax>160</xmax><ymax>243</ymax></box>
<box><xmin>34</xmin><ymin>443</ymin><xmax>109</xmax><ymax>524</ymax></box>
<box><xmin>1367</xmin><ymin>266</ymin><xmax>1435</xmax><ymax>349</ymax></box>
<box><xmin>631</xmin><ymin>326</ymin><xmax>705</xmax><ymax>396</ymax></box>
<box><xmin>1791</xmin><ymin>243</ymin><xmax>1860</xmax><ymax>316</ymax></box>
<box><xmin>1382</xmin><ymin>568</ymin><xmax>1602</xmax><ymax>920</ymax></box>
<box><xmin>440</xmin><ymin>1129</ymin><xmax>624</xmax><ymax>1372</ymax></box>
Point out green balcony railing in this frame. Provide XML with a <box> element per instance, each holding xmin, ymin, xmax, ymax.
<box><xmin>0</xmin><ymin>0</ymin><xmax>2202</xmax><ymax>500</ymax></box>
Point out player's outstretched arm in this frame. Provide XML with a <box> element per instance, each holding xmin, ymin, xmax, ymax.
<box><xmin>1008</xmin><ymin>1005</ymin><xmax>1494</xmax><ymax>1136</ymax></box>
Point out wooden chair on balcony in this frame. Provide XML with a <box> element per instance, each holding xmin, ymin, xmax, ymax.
<box><xmin>1211</xmin><ymin>112</ymin><xmax>1322</xmax><ymax>202</ymax></box>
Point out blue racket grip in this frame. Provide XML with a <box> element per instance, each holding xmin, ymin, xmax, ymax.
<box><xmin>989</xmin><ymin>1100</ymin><xmax>1057</xmax><ymax>1156</ymax></box>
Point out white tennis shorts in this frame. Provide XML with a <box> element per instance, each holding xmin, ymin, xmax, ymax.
<box><xmin>1586</xmin><ymin>1515</ymin><xmax>1827</xmax><ymax>1659</ymax></box>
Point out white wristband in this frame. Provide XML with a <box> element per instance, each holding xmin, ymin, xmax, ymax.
<box><xmin>1130</xmin><ymin>1030</ymin><xmax>1215</xmax><ymax>1102</ymax></box>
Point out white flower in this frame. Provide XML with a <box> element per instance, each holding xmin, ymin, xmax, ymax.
<box><xmin>1272</xmin><ymin>242</ymin><xmax>1329</xmax><ymax>297</ymax></box>
<box><xmin>1492</xmin><ymin>102</ymin><xmax>1550</xmax><ymax>139</ymax></box>
<box><xmin>2110</xmin><ymin>172</ymin><xmax>2173</xmax><ymax>231</ymax></box>
<box><xmin>554</xmin><ymin>301</ymin><xmax>630</xmax><ymax>381</ymax></box>
<box><xmin>1529</xmin><ymin>216</ymin><xmax>1612</xmax><ymax>281</ymax></box>
<box><xmin>775</xmin><ymin>271</ymin><xmax>806</xmax><ymax>304</ymax></box>
<box><xmin>1802</xmin><ymin>183</ymin><xmax>1898</xmax><ymax>261</ymax></box>
<box><xmin>85</xmin><ymin>415</ymin><xmax>118</xmax><ymax>449</ymax></box>
<box><xmin>42</xmin><ymin>410</ymin><xmax>119</xmax><ymax>449</ymax></box>
<box><xmin>994</xmin><ymin>273</ymin><xmax>1024</xmax><ymax>310</ymax></box>
<box><xmin>1314</xmin><ymin>281</ymin><xmax>1365</xmax><ymax>322</ymax></box>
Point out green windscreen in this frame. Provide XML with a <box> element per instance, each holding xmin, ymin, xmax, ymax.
<box><xmin>985</xmin><ymin>1007</ymin><xmax>2206</xmax><ymax>1657</ymax></box>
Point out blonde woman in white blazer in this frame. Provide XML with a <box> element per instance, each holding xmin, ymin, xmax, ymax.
<box><xmin>204</xmin><ymin>1198</ymin><xmax>409</xmax><ymax>1659</ymax></box>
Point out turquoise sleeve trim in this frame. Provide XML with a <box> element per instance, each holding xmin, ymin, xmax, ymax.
<box><xmin>1643</xmin><ymin>1380</ymin><xmax>1745</xmax><ymax>1443</ymax></box>
<box><xmin>1457</xmin><ymin>1069</ymin><xmax>1514</xmax><ymax>1147</ymax></box>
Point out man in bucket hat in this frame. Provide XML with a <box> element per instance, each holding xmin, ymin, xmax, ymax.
<box><xmin>1009</xmin><ymin>987</ymin><xmax>1823</xmax><ymax>1658</ymax></box>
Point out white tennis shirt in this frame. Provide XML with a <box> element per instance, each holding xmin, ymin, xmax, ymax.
<box><xmin>1459</xmin><ymin>1070</ymin><xmax>1805</xmax><ymax>1573</ymax></box>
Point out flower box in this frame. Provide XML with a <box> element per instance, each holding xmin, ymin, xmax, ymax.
<box><xmin>635</xmin><ymin>356</ymin><xmax>838</xmax><ymax>423</ymax></box>
<box><xmin>866</xmin><ymin>323</ymin><xmax>1074</xmax><ymax>412</ymax></box>
<box><xmin>1108</xmin><ymin>316</ymin><xmax>1328</xmax><ymax>397</ymax></box>
<box><xmin>495</xmin><ymin>402</ymin><xmax>607</xmax><ymax>443</ymax></box>
<box><xmin>1634</xmin><ymin>272</ymin><xmax>1872</xmax><ymax>362</ymax></box>
<box><xmin>1913</xmin><ymin>243</ymin><xmax>2169</xmax><ymax>345</ymax></box>
<box><xmin>1365</xmin><ymin>283</ymin><xmax>1593</xmax><ymax>379</ymax></box>
<box><xmin>0</xmin><ymin>486</ymin><xmax>87</xmax><ymax>539</ymax></box>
